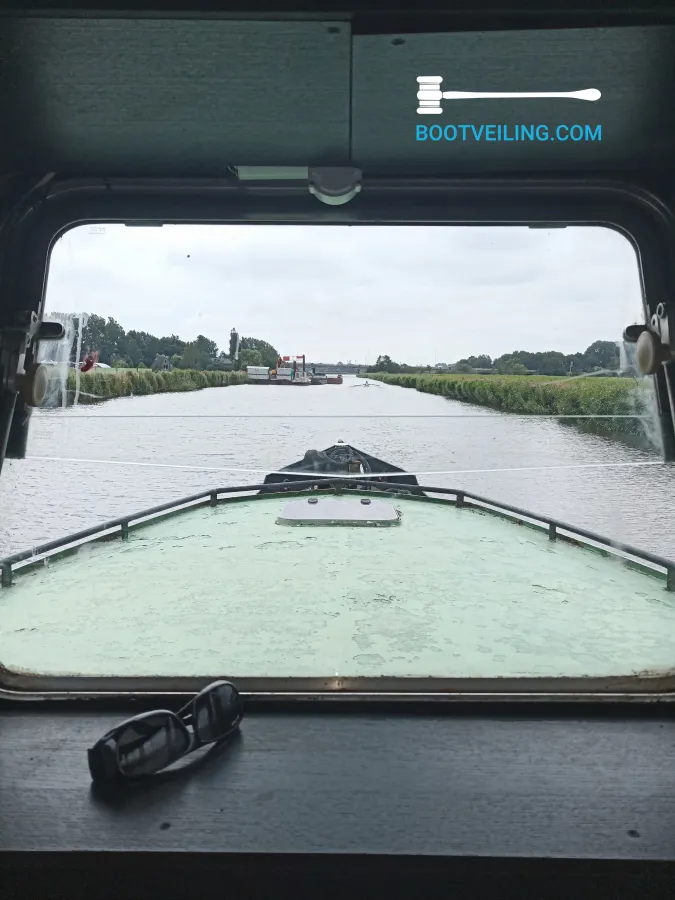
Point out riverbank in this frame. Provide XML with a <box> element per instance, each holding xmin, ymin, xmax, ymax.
<box><xmin>364</xmin><ymin>372</ymin><xmax>660</xmax><ymax>448</ymax></box>
<box><xmin>46</xmin><ymin>367</ymin><xmax>248</xmax><ymax>405</ymax></box>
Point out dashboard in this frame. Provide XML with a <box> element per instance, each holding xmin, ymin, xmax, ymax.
<box><xmin>2</xmin><ymin>702</ymin><xmax>675</xmax><ymax>898</ymax></box>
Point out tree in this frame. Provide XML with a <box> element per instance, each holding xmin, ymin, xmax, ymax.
<box><xmin>125</xmin><ymin>337</ymin><xmax>143</xmax><ymax>367</ymax></box>
<box><xmin>45</xmin><ymin>312</ymin><xmax>280</xmax><ymax>374</ymax></box>
<box><xmin>582</xmin><ymin>340</ymin><xmax>620</xmax><ymax>372</ymax></box>
<box><xmin>102</xmin><ymin>317</ymin><xmax>126</xmax><ymax>364</ymax></box>
<box><xmin>496</xmin><ymin>356</ymin><xmax>529</xmax><ymax>375</ymax></box>
<box><xmin>532</xmin><ymin>351</ymin><xmax>568</xmax><ymax>376</ymax></box>
<box><xmin>566</xmin><ymin>352</ymin><xmax>586</xmax><ymax>374</ymax></box>
<box><xmin>454</xmin><ymin>362</ymin><xmax>474</xmax><ymax>374</ymax></box>
<box><xmin>178</xmin><ymin>342</ymin><xmax>211</xmax><ymax>370</ymax></box>
<box><xmin>158</xmin><ymin>335</ymin><xmax>186</xmax><ymax>358</ymax></box>
<box><xmin>195</xmin><ymin>334</ymin><xmax>219</xmax><ymax>358</ymax></box>
<box><xmin>465</xmin><ymin>355</ymin><xmax>492</xmax><ymax>369</ymax></box>
<box><xmin>125</xmin><ymin>329</ymin><xmax>160</xmax><ymax>367</ymax></box>
<box><xmin>238</xmin><ymin>337</ymin><xmax>278</xmax><ymax>369</ymax></box>
<box><xmin>492</xmin><ymin>350</ymin><xmax>567</xmax><ymax>376</ymax></box>
<box><xmin>239</xmin><ymin>349</ymin><xmax>263</xmax><ymax>368</ymax></box>
<box><xmin>373</xmin><ymin>354</ymin><xmax>400</xmax><ymax>373</ymax></box>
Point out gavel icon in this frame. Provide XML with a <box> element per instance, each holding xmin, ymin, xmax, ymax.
<box><xmin>416</xmin><ymin>77</ymin><xmax>601</xmax><ymax>115</ymax></box>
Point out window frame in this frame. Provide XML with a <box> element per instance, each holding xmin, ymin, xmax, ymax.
<box><xmin>2</xmin><ymin>173</ymin><xmax>675</xmax><ymax>702</ymax></box>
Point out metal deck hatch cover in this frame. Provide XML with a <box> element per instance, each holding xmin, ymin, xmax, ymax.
<box><xmin>276</xmin><ymin>496</ymin><xmax>401</xmax><ymax>526</ymax></box>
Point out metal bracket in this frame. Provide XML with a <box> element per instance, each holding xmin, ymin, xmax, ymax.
<box><xmin>1</xmin><ymin>311</ymin><xmax>63</xmax><ymax>396</ymax></box>
<box><xmin>623</xmin><ymin>303</ymin><xmax>675</xmax><ymax>375</ymax></box>
<box><xmin>0</xmin><ymin>312</ymin><xmax>65</xmax><ymax>465</ymax></box>
<box><xmin>230</xmin><ymin>166</ymin><xmax>363</xmax><ymax>206</ymax></box>
<box><xmin>308</xmin><ymin>167</ymin><xmax>362</xmax><ymax>206</ymax></box>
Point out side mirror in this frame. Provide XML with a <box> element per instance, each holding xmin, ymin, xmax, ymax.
<box><xmin>623</xmin><ymin>305</ymin><xmax>674</xmax><ymax>375</ymax></box>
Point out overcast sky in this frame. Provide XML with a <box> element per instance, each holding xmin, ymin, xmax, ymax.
<box><xmin>44</xmin><ymin>224</ymin><xmax>644</xmax><ymax>365</ymax></box>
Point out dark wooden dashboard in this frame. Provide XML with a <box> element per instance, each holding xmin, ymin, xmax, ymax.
<box><xmin>2</xmin><ymin>703</ymin><xmax>675</xmax><ymax>898</ymax></box>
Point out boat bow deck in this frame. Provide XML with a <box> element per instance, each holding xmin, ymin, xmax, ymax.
<box><xmin>1</xmin><ymin>490</ymin><xmax>674</xmax><ymax>682</ymax></box>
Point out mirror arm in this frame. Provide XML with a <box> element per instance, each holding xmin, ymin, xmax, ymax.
<box><xmin>0</xmin><ymin>313</ymin><xmax>64</xmax><ymax>473</ymax></box>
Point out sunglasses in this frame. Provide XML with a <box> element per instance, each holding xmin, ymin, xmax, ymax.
<box><xmin>87</xmin><ymin>680</ymin><xmax>243</xmax><ymax>781</ymax></box>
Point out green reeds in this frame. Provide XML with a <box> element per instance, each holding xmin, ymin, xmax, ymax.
<box><xmin>365</xmin><ymin>373</ymin><xmax>658</xmax><ymax>444</ymax></box>
<box><xmin>61</xmin><ymin>368</ymin><xmax>248</xmax><ymax>403</ymax></box>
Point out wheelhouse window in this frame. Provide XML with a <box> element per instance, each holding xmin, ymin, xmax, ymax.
<box><xmin>0</xmin><ymin>223</ymin><xmax>671</xmax><ymax>688</ymax></box>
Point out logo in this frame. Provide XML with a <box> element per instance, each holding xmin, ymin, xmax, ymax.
<box><xmin>416</xmin><ymin>77</ymin><xmax>601</xmax><ymax>115</ymax></box>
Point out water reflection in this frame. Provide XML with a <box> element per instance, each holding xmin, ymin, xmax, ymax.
<box><xmin>1</xmin><ymin>376</ymin><xmax>673</xmax><ymax>559</ymax></box>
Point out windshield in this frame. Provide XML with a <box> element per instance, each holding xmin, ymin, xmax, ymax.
<box><xmin>1</xmin><ymin>223</ymin><xmax>672</xmax><ymax>690</ymax></box>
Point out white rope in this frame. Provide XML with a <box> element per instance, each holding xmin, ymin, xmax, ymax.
<box><xmin>33</xmin><ymin>413</ymin><xmax>652</xmax><ymax>419</ymax></box>
<box><xmin>24</xmin><ymin>454</ymin><xmax>668</xmax><ymax>479</ymax></box>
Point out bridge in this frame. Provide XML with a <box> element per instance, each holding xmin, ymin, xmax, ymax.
<box><xmin>307</xmin><ymin>362</ymin><xmax>364</xmax><ymax>375</ymax></box>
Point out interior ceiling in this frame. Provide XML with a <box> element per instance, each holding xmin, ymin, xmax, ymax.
<box><xmin>0</xmin><ymin>16</ymin><xmax>673</xmax><ymax>177</ymax></box>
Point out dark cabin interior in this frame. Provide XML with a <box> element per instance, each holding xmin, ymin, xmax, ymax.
<box><xmin>2</xmin><ymin>1</ymin><xmax>675</xmax><ymax>897</ymax></box>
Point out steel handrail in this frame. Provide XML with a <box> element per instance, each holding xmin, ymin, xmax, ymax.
<box><xmin>1</xmin><ymin>477</ymin><xmax>673</xmax><ymax>589</ymax></box>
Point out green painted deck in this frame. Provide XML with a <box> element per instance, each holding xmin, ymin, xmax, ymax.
<box><xmin>1</xmin><ymin>493</ymin><xmax>674</xmax><ymax>679</ymax></box>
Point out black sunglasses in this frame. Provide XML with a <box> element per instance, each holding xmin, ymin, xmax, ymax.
<box><xmin>87</xmin><ymin>680</ymin><xmax>243</xmax><ymax>781</ymax></box>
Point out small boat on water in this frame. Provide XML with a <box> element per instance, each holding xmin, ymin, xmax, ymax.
<box><xmin>2</xmin><ymin>441</ymin><xmax>675</xmax><ymax>693</ymax></box>
<box><xmin>326</xmin><ymin>374</ymin><xmax>343</xmax><ymax>384</ymax></box>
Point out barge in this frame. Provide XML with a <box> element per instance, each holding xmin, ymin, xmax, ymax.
<box><xmin>247</xmin><ymin>355</ymin><xmax>343</xmax><ymax>385</ymax></box>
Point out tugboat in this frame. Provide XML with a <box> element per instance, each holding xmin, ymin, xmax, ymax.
<box><xmin>326</xmin><ymin>373</ymin><xmax>343</xmax><ymax>384</ymax></box>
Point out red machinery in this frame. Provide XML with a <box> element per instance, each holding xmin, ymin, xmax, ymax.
<box><xmin>80</xmin><ymin>350</ymin><xmax>99</xmax><ymax>372</ymax></box>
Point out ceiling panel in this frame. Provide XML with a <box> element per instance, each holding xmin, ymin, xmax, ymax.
<box><xmin>351</xmin><ymin>26</ymin><xmax>675</xmax><ymax>173</ymax></box>
<box><xmin>0</xmin><ymin>19</ymin><xmax>673</xmax><ymax>177</ymax></box>
<box><xmin>0</xmin><ymin>18</ymin><xmax>351</xmax><ymax>175</ymax></box>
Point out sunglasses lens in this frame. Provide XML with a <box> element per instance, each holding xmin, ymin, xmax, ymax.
<box><xmin>194</xmin><ymin>682</ymin><xmax>242</xmax><ymax>743</ymax></box>
<box><xmin>116</xmin><ymin>712</ymin><xmax>191</xmax><ymax>776</ymax></box>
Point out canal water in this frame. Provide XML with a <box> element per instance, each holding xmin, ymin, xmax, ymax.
<box><xmin>1</xmin><ymin>375</ymin><xmax>673</xmax><ymax>560</ymax></box>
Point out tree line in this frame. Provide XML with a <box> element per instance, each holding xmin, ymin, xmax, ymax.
<box><xmin>47</xmin><ymin>313</ymin><xmax>279</xmax><ymax>372</ymax></box>
<box><xmin>372</xmin><ymin>341</ymin><xmax>629</xmax><ymax>376</ymax></box>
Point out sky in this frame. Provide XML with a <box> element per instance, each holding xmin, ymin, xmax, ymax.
<box><xmin>44</xmin><ymin>224</ymin><xmax>645</xmax><ymax>365</ymax></box>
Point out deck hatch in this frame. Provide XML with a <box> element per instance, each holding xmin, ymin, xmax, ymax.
<box><xmin>276</xmin><ymin>497</ymin><xmax>401</xmax><ymax>527</ymax></box>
